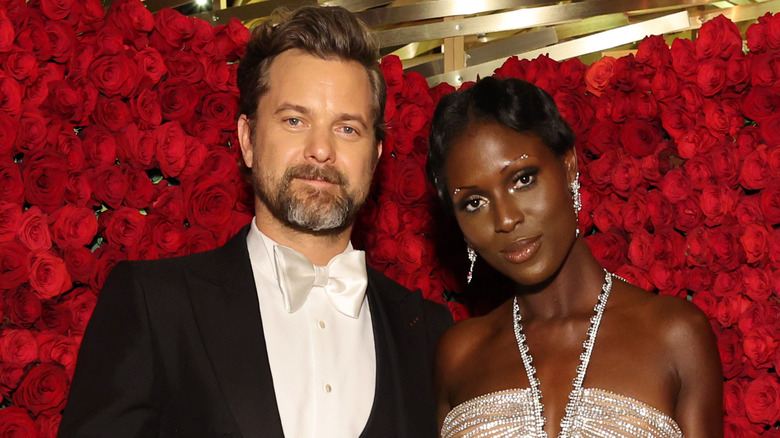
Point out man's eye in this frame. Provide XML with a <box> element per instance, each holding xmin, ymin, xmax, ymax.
<box><xmin>342</xmin><ymin>126</ymin><xmax>356</xmax><ymax>135</ymax></box>
<box><xmin>285</xmin><ymin>118</ymin><xmax>301</xmax><ymax>127</ymax></box>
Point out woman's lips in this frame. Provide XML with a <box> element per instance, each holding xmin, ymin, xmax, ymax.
<box><xmin>500</xmin><ymin>236</ymin><xmax>541</xmax><ymax>264</ymax></box>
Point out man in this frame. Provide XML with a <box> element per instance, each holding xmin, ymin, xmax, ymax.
<box><xmin>59</xmin><ymin>6</ymin><xmax>452</xmax><ymax>438</ymax></box>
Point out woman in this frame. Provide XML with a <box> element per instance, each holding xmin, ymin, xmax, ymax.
<box><xmin>427</xmin><ymin>77</ymin><xmax>723</xmax><ymax>437</ymax></box>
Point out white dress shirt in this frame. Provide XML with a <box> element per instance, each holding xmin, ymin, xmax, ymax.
<box><xmin>246</xmin><ymin>219</ymin><xmax>376</xmax><ymax>438</ymax></box>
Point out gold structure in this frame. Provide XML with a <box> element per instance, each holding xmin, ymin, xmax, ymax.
<box><xmin>140</xmin><ymin>0</ymin><xmax>780</xmax><ymax>86</ymax></box>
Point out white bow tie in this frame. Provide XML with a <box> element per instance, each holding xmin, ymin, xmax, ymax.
<box><xmin>273</xmin><ymin>245</ymin><xmax>368</xmax><ymax>319</ymax></box>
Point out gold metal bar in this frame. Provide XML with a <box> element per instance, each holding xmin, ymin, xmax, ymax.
<box><xmin>374</xmin><ymin>0</ymin><xmax>716</xmax><ymax>48</ymax></box>
<box><xmin>192</xmin><ymin>0</ymin><xmax>317</xmax><ymax>25</ymax></box>
<box><xmin>427</xmin><ymin>11</ymin><xmax>691</xmax><ymax>86</ymax></box>
<box><xmin>356</xmin><ymin>0</ymin><xmax>554</xmax><ymax>27</ymax></box>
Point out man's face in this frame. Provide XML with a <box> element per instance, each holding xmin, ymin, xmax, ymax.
<box><xmin>238</xmin><ymin>49</ymin><xmax>382</xmax><ymax>234</ymax></box>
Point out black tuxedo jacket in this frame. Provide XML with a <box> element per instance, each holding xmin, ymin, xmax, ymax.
<box><xmin>58</xmin><ymin>227</ymin><xmax>453</xmax><ymax>437</ymax></box>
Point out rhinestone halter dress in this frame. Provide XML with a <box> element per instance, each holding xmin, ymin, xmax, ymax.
<box><xmin>441</xmin><ymin>272</ymin><xmax>683</xmax><ymax>438</ymax></box>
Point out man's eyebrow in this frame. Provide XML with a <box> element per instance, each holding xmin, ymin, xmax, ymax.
<box><xmin>335</xmin><ymin>113</ymin><xmax>369</xmax><ymax>129</ymax></box>
<box><xmin>274</xmin><ymin>103</ymin><xmax>310</xmax><ymax>115</ymax></box>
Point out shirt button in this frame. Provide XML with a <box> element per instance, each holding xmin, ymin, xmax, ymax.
<box><xmin>324</xmin><ymin>384</ymin><xmax>332</xmax><ymax>393</ymax></box>
<box><xmin>318</xmin><ymin>320</ymin><xmax>326</xmax><ymax>329</ymax></box>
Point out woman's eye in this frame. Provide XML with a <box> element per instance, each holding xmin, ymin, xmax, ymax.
<box><xmin>512</xmin><ymin>170</ymin><xmax>538</xmax><ymax>190</ymax></box>
<box><xmin>463</xmin><ymin>198</ymin><xmax>486</xmax><ymax>213</ymax></box>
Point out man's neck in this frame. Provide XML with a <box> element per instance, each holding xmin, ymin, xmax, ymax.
<box><xmin>253</xmin><ymin>215</ymin><xmax>352</xmax><ymax>266</ymax></box>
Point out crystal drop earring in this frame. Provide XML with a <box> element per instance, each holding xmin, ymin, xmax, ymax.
<box><xmin>570</xmin><ymin>172</ymin><xmax>582</xmax><ymax>238</ymax></box>
<box><xmin>466</xmin><ymin>246</ymin><xmax>477</xmax><ymax>284</ymax></box>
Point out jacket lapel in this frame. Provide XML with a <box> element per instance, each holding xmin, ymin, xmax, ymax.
<box><xmin>185</xmin><ymin>227</ymin><xmax>285</xmax><ymax>438</ymax></box>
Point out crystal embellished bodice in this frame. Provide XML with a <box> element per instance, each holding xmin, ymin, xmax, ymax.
<box><xmin>440</xmin><ymin>387</ymin><xmax>683</xmax><ymax>438</ymax></box>
<box><xmin>441</xmin><ymin>272</ymin><xmax>684</xmax><ymax>438</ymax></box>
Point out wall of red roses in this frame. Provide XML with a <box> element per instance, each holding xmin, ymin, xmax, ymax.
<box><xmin>0</xmin><ymin>0</ymin><xmax>777</xmax><ymax>434</ymax></box>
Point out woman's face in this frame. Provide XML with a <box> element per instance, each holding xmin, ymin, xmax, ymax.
<box><xmin>444</xmin><ymin>120</ymin><xmax>577</xmax><ymax>286</ymax></box>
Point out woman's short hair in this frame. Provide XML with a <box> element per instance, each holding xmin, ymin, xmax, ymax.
<box><xmin>427</xmin><ymin>77</ymin><xmax>575</xmax><ymax>210</ymax></box>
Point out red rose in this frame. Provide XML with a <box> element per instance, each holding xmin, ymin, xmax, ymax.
<box><xmin>63</xmin><ymin>246</ymin><xmax>96</xmax><ymax>285</ymax></box>
<box><xmin>17</xmin><ymin>206</ymin><xmax>51</xmax><ymax>251</ymax></box>
<box><xmin>67</xmin><ymin>286</ymin><xmax>98</xmax><ymax>334</ymax></box>
<box><xmin>21</xmin><ymin>150</ymin><xmax>67</xmax><ymax>213</ymax></box>
<box><xmin>149</xmin><ymin>8</ymin><xmax>194</xmax><ymax>54</ymax></box>
<box><xmin>648</xmin><ymin>263</ymin><xmax>684</xmax><ymax>293</ymax></box>
<box><xmin>674</xmin><ymin>194</ymin><xmax>703</xmax><ymax>233</ymax></box>
<box><xmin>375</xmin><ymin>197</ymin><xmax>400</xmax><ymax>236</ymax></box>
<box><xmin>0</xmin><ymin>8</ymin><xmax>13</xmax><ymax>52</ymax></box>
<box><xmin>89</xmin><ymin>52</ymin><xmax>140</xmax><ymax>97</ymax></box>
<box><xmin>104</xmin><ymin>206</ymin><xmax>147</xmax><ymax>251</ymax></box>
<box><xmin>399</xmin><ymin>104</ymin><xmax>427</xmax><ymax>135</ymax></box>
<box><xmin>585</xmin><ymin>229</ymin><xmax>628</xmax><ymax>273</ymax></box>
<box><xmin>392</xmin><ymin>158</ymin><xmax>429</xmax><ymax>205</ymax></box>
<box><xmin>0</xmin><ymin>76</ymin><xmax>23</xmax><ymax>117</ymax></box>
<box><xmin>718</xmin><ymin>328</ymin><xmax>745</xmax><ymax>379</ymax></box>
<box><xmin>584</xmin><ymin>56</ymin><xmax>615</xmax><ymax>96</ymax></box>
<box><xmin>0</xmin><ymin>406</ymin><xmax>38</xmax><ymax>437</ymax></box>
<box><xmin>676</xmin><ymin>127</ymin><xmax>717</xmax><ymax>159</ymax></box>
<box><xmin>555</xmin><ymin>92</ymin><xmax>594</xmax><ymax>137</ymax></box>
<box><xmin>199</xmin><ymin>92</ymin><xmax>237</xmax><ymax>130</ymax></box>
<box><xmin>645</xmin><ymin>189</ymin><xmax>674</xmax><ymax>230</ymax></box>
<box><xmin>117</xmin><ymin>124</ymin><xmax>156</xmax><ymax>169</ymax></box>
<box><xmin>696</xmin><ymin>15</ymin><xmax>743</xmax><ymax>60</ymax></box>
<box><xmin>183</xmin><ymin>175</ymin><xmax>238</xmax><ymax>230</ymax></box>
<box><xmin>671</xmin><ymin>38</ymin><xmax>697</xmax><ymax>79</ymax></box>
<box><xmin>759</xmin><ymin>113</ymin><xmax>780</xmax><ymax>146</ymax></box>
<box><xmin>650</xmin><ymin>67</ymin><xmax>679</xmax><ymax>102</ymax></box>
<box><xmin>45</xmin><ymin>79</ymin><xmax>97</xmax><ymax>125</ymax></box>
<box><xmin>742</xmin><ymin>266</ymin><xmax>772</xmax><ymax>302</ymax></box>
<box><xmin>200</xmin><ymin>149</ymin><xmax>242</xmax><ymax>185</ymax></box>
<box><xmin>583</xmin><ymin>120</ymin><xmax>619</xmax><ymax>156</ymax></box>
<box><xmin>51</xmin><ymin>125</ymin><xmax>86</xmax><ymax>172</ymax></box>
<box><xmin>620</xmin><ymin>191</ymin><xmax>649</xmax><ymax>233</ymax></box>
<box><xmin>367</xmin><ymin>234</ymin><xmax>398</xmax><ymax>268</ymax></box>
<box><xmin>6</xmin><ymin>49</ymin><xmax>39</xmax><ymax>85</ymax></box>
<box><xmin>27</xmin><ymin>250</ymin><xmax>72</xmax><ymax>300</ymax></box>
<box><xmin>685</xmin><ymin>266</ymin><xmax>713</xmax><ymax>292</ymax></box>
<box><xmin>155</xmin><ymin>121</ymin><xmax>189</xmax><ymax>178</ymax></box>
<box><xmin>81</xmin><ymin>126</ymin><xmax>118</xmax><ymax>168</ymax></box>
<box><xmin>0</xmin><ymin>201</ymin><xmax>22</xmax><ymax>243</ymax></box>
<box><xmin>45</xmin><ymin>19</ymin><xmax>75</xmax><ymax>63</ymax></box>
<box><xmin>740</xmin><ymin>144</ymin><xmax>771</xmax><ymax>190</ymax></box>
<box><xmin>659</xmin><ymin>168</ymin><xmax>692</xmax><ymax>203</ymax></box>
<box><xmin>150</xmin><ymin>185</ymin><xmax>186</xmax><ymax>222</ymax></box>
<box><xmin>592</xmin><ymin>195</ymin><xmax>623</xmax><ymax>232</ymax></box>
<box><xmin>17</xmin><ymin>107</ymin><xmax>48</xmax><ymax>154</ymax></box>
<box><xmin>401</xmin><ymin>71</ymin><xmax>433</xmax><ymax>107</ymax></box>
<box><xmin>627</xmin><ymin>228</ymin><xmax>653</xmax><ymax>270</ymax></box>
<box><xmin>659</xmin><ymin>102</ymin><xmax>695</xmax><ymax>140</ymax></box>
<box><xmin>742</xmin><ymin>326</ymin><xmax>778</xmax><ymax>370</ymax></box>
<box><xmin>106</xmin><ymin>0</ymin><xmax>154</xmax><ymax>42</ymax></box>
<box><xmin>37</xmin><ymin>332</ymin><xmax>79</xmax><ymax>378</ymax></box>
<box><xmin>744</xmin><ymin>373</ymin><xmax>780</xmax><ymax>425</ymax></box>
<box><xmin>133</xmin><ymin>47</ymin><xmax>167</xmax><ymax>89</ymax></box>
<box><xmin>64</xmin><ymin>172</ymin><xmax>93</xmax><ymax>208</ymax></box>
<box><xmin>699</xmin><ymin>184</ymin><xmax>737</xmax><ymax>227</ymax></box>
<box><xmin>92</xmin><ymin>164</ymin><xmax>130</xmax><ymax>209</ymax></box>
<box><xmin>0</xmin><ymin>112</ymin><xmax>18</xmax><ymax>156</ymax></box>
<box><xmin>92</xmin><ymin>95</ymin><xmax>131</xmax><ymax>132</ymax></box>
<box><xmin>12</xmin><ymin>362</ymin><xmax>68</xmax><ymax>417</ymax></box>
<box><xmin>740</xmin><ymin>223</ymin><xmax>771</xmax><ymax>266</ymax></box>
<box><xmin>703</xmin><ymin>99</ymin><xmax>741</xmax><ymax>137</ymax></box>
<box><xmin>122</xmin><ymin>168</ymin><xmax>157</xmax><ymax>210</ymax></box>
<box><xmin>396</xmin><ymin>230</ymin><xmax>428</xmax><ymax>271</ymax></box>
<box><xmin>90</xmin><ymin>246</ymin><xmax>127</xmax><ymax>289</ymax></box>
<box><xmin>708</xmin><ymin>143</ymin><xmax>741</xmax><ymax>188</ymax></box>
<box><xmin>608</xmin><ymin>91</ymin><xmax>632</xmax><ymax>123</ymax></box>
<box><xmin>708</xmin><ymin>226</ymin><xmax>744</xmax><ymax>272</ymax></box>
<box><xmin>49</xmin><ymin>205</ymin><xmax>98</xmax><ymax>249</ymax></box>
<box><xmin>147</xmin><ymin>218</ymin><xmax>183</xmax><ymax>255</ymax></box>
<box><xmin>683</xmin><ymin>156</ymin><xmax>714</xmax><ymax>190</ymax></box>
<box><xmin>610</xmin><ymin>154</ymin><xmax>643</xmax><ymax>197</ymax></box>
<box><xmin>759</xmin><ymin>180</ymin><xmax>780</xmax><ymax>225</ymax></box>
<box><xmin>735</xmin><ymin>194</ymin><xmax>764</xmax><ymax>227</ymax></box>
<box><xmin>0</xmin><ymin>329</ymin><xmax>39</xmax><ymax>367</ymax></box>
<box><xmin>726</xmin><ymin>54</ymin><xmax>749</xmax><ymax>91</ymax></box>
<box><xmin>748</xmin><ymin>53</ymin><xmax>778</xmax><ymax>88</ymax></box>
<box><xmin>0</xmin><ymin>240</ymin><xmax>30</xmax><ymax>289</ymax></box>
<box><xmin>4</xmin><ymin>285</ymin><xmax>43</xmax><ymax>328</ymax></box>
<box><xmin>715</xmin><ymin>293</ymin><xmax>750</xmax><ymax>328</ymax></box>
<box><xmin>684</xmin><ymin>226</ymin><xmax>712</xmax><ymax>268</ymax></box>
<box><xmin>652</xmin><ymin>228</ymin><xmax>686</xmax><ymax>269</ymax></box>
<box><xmin>183</xmin><ymin>226</ymin><xmax>218</xmax><ymax>255</ymax></box>
<box><xmin>586</xmin><ymin>149</ymin><xmax>619</xmax><ymax>189</ymax></box>
<box><xmin>36</xmin><ymin>414</ymin><xmax>61</xmax><ymax>438</ymax></box>
<box><xmin>380</xmin><ymin>55</ymin><xmax>404</xmax><ymax>95</ymax></box>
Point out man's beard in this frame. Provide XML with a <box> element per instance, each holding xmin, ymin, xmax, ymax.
<box><xmin>253</xmin><ymin>163</ymin><xmax>363</xmax><ymax>234</ymax></box>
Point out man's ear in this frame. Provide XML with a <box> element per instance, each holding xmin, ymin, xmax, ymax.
<box><xmin>372</xmin><ymin>141</ymin><xmax>383</xmax><ymax>173</ymax></box>
<box><xmin>237</xmin><ymin>114</ymin><xmax>254</xmax><ymax>169</ymax></box>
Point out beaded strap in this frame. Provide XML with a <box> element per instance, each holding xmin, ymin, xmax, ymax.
<box><xmin>512</xmin><ymin>270</ymin><xmax>613</xmax><ymax>438</ymax></box>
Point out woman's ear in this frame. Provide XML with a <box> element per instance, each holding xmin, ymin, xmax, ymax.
<box><xmin>564</xmin><ymin>148</ymin><xmax>578</xmax><ymax>184</ymax></box>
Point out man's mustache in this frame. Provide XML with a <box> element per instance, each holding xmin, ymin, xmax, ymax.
<box><xmin>285</xmin><ymin>164</ymin><xmax>347</xmax><ymax>187</ymax></box>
